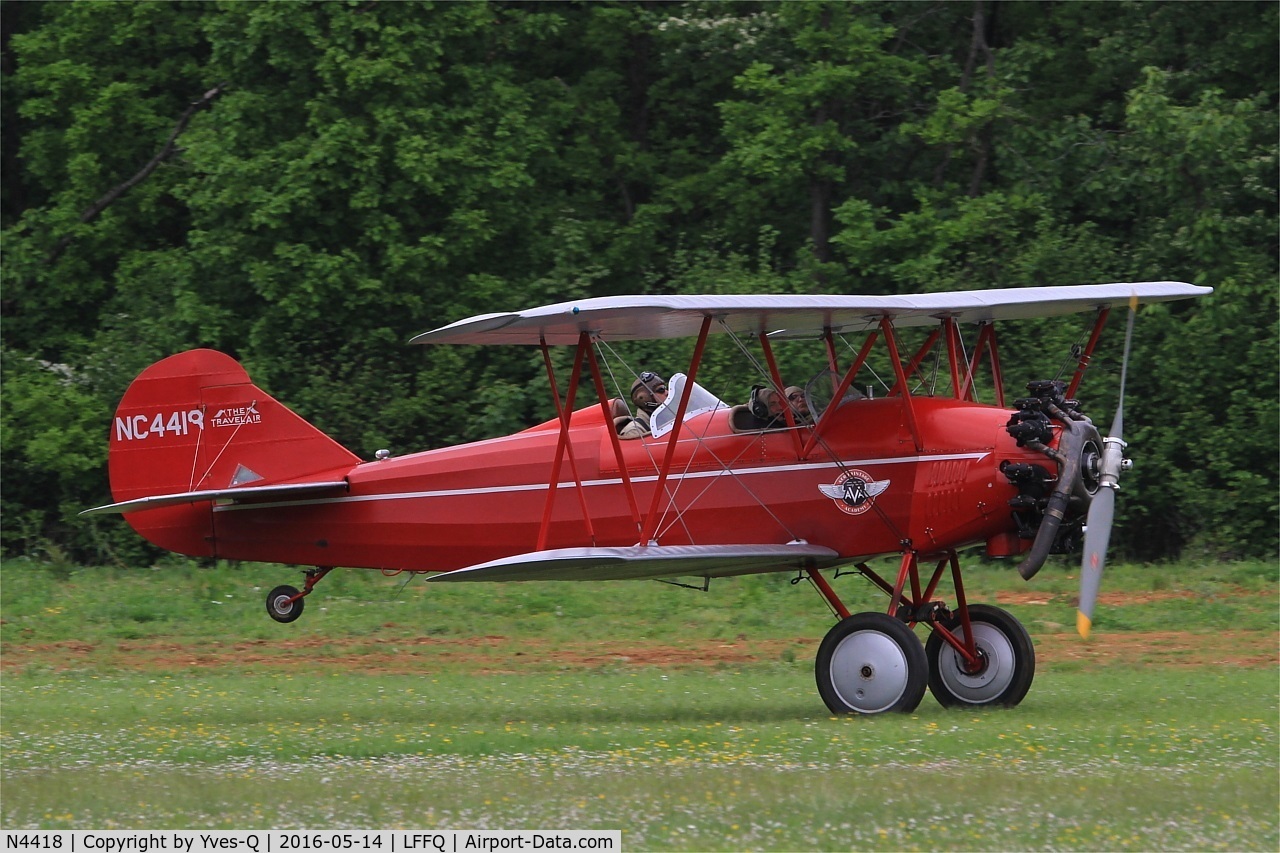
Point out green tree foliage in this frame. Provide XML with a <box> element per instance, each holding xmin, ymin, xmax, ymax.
<box><xmin>3</xmin><ymin>0</ymin><xmax>1274</xmax><ymax>563</ymax></box>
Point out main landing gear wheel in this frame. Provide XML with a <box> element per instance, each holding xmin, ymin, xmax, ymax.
<box><xmin>815</xmin><ymin>612</ymin><xmax>927</xmax><ymax>715</ymax></box>
<box><xmin>266</xmin><ymin>585</ymin><xmax>304</xmax><ymax>623</ymax></box>
<box><xmin>926</xmin><ymin>604</ymin><xmax>1035</xmax><ymax>708</ymax></box>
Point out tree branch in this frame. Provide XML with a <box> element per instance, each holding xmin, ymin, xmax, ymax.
<box><xmin>47</xmin><ymin>82</ymin><xmax>229</xmax><ymax>264</ymax></box>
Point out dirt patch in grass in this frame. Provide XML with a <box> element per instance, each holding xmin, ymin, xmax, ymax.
<box><xmin>1032</xmin><ymin>630</ymin><xmax>1276</xmax><ymax>668</ymax></box>
<box><xmin>3</xmin><ymin>628</ymin><xmax>1274</xmax><ymax>675</ymax></box>
<box><xmin>996</xmin><ymin>589</ymin><xmax>1203</xmax><ymax>606</ymax></box>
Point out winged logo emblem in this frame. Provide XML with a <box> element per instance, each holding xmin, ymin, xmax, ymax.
<box><xmin>820</xmin><ymin>469</ymin><xmax>890</xmax><ymax>516</ymax></box>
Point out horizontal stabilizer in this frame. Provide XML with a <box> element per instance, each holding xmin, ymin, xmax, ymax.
<box><xmin>426</xmin><ymin>542</ymin><xmax>842</xmax><ymax>583</ymax></box>
<box><xmin>80</xmin><ymin>481</ymin><xmax>348</xmax><ymax>516</ymax></box>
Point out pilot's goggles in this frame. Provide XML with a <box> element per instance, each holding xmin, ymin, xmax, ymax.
<box><xmin>639</xmin><ymin>372</ymin><xmax>667</xmax><ymax>394</ymax></box>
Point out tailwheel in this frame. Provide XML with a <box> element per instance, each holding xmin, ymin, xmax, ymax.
<box><xmin>815</xmin><ymin>612</ymin><xmax>928</xmax><ymax>715</ymax></box>
<box><xmin>266</xmin><ymin>585</ymin><xmax>304</xmax><ymax>623</ymax></box>
<box><xmin>265</xmin><ymin>566</ymin><xmax>334</xmax><ymax>624</ymax></box>
<box><xmin>926</xmin><ymin>604</ymin><xmax>1035</xmax><ymax>708</ymax></box>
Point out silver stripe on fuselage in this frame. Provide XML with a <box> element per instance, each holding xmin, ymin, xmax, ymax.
<box><xmin>212</xmin><ymin>452</ymin><xmax>990</xmax><ymax>513</ymax></box>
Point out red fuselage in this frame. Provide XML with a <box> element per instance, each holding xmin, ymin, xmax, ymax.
<box><xmin>196</xmin><ymin>396</ymin><xmax>1040</xmax><ymax>573</ymax></box>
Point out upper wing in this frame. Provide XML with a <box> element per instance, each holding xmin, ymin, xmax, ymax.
<box><xmin>80</xmin><ymin>480</ymin><xmax>349</xmax><ymax>516</ymax></box>
<box><xmin>410</xmin><ymin>282</ymin><xmax>1211</xmax><ymax>346</ymax></box>
<box><xmin>425</xmin><ymin>543</ymin><xmax>842</xmax><ymax>583</ymax></box>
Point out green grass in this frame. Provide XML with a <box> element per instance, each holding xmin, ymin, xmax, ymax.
<box><xmin>2</xmin><ymin>667</ymin><xmax>1275</xmax><ymax>847</ymax></box>
<box><xmin>3</xmin><ymin>555</ymin><xmax>1275</xmax><ymax>649</ymax></box>
<box><xmin>2</xmin><ymin>556</ymin><xmax>1277</xmax><ymax>848</ymax></box>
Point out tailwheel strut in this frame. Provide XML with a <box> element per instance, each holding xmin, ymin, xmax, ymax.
<box><xmin>265</xmin><ymin>566</ymin><xmax>334</xmax><ymax>624</ymax></box>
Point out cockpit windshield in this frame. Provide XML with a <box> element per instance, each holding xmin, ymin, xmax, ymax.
<box><xmin>649</xmin><ymin>373</ymin><xmax>728</xmax><ymax>438</ymax></box>
<box><xmin>804</xmin><ymin>369</ymin><xmax>867</xmax><ymax>422</ymax></box>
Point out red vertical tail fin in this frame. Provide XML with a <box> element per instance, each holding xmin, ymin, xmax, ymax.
<box><xmin>100</xmin><ymin>349</ymin><xmax>360</xmax><ymax>556</ymax></box>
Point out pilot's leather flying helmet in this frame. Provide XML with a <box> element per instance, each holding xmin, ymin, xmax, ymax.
<box><xmin>630</xmin><ymin>372</ymin><xmax>667</xmax><ymax>413</ymax></box>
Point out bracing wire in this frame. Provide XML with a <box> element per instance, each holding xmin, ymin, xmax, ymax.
<box><xmin>837</xmin><ymin>332</ymin><xmax>890</xmax><ymax>396</ymax></box>
<box><xmin>600</xmin><ymin>329</ymin><xmax>804</xmax><ymax>545</ymax></box>
<box><xmin>1054</xmin><ymin>323</ymin><xmax>1095</xmax><ymax>386</ymax></box>
<box><xmin>595</xmin><ymin>338</ymin><xmax>721</xmax><ymax>543</ymax></box>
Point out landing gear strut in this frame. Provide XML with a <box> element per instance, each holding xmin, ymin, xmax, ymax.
<box><xmin>265</xmin><ymin>566</ymin><xmax>333</xmax><ymax>623</ymax></box>
<box><xmin>810</xmin><ymin>551</ymin><xmax>1036</xmax><ymax>714</ymax></box>
<box><xmin>925</xmin><ymin>603</ymin><xmax>1035</xmax><ymax>707</ymax></box>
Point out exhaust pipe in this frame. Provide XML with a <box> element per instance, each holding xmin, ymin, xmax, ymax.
<box><xmin>1015</xmin><ymin>416</ymin><xmax>1100</xmax><ymax>580</ymax></box>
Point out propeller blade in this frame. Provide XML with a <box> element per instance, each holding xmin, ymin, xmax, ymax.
<box><xmin>1078</xmin><ymin>293</ymin><xmax>1139</xmax><ymax>639</ymax></box>
<box><xmin>1109</xmin><ymin>293</ymin><xmax>1138</xmax><ymax>441</ymax></box>
<box><xmin>1078</xmin><ymin>486</ymin><xmax>1115</xmax><ymax>638</ymax></box>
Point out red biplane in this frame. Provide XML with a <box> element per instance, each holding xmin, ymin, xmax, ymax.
<box><xmin>85</xmin><ymin>281</ymin><xmax>1209</xmax><ymax>714</ymax></box>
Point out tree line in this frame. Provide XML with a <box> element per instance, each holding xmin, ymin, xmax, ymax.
<box><xmin>2</xmin><ymin>1</ymin><xmax>1275</xmax><ymax>565</ymax></box>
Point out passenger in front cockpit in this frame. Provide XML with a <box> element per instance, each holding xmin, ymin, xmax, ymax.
<box><xmin>785</xmin><ymin>386</ymin><xmax>813</xmax><ymax>424</ymax></box>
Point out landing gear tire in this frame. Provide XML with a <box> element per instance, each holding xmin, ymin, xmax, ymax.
<box><xmin>926</xmin><ymin>604</ymin><xmax>1034</xmax><ymax>708</ymax></box>
<box><xmin>266</xmin><ymin>585</ymin><xmax>305</xmax><ymax>623</ymax></box>
<box><xmin>815</xmin><ymin>612</ymin><xmax>927</xmax><ymax>715</ymax></box>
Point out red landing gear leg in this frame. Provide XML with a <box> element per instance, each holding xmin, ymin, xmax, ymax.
<box><xmin>265</xmin><ymin>566</ymin><xmax>333</xmax><ymax>624</ymax></box>
<box><xmin>807</xmin><ymin>551</ymin><xmax>1037</xmax><ymax>714</ymax></box>
<box><xmin>806</xmin><ymin>568</ymin><xmax>850</xmax><ymax>619</ymax></box>
<box><xmin>922</xmin><ymin>553</ymin><xmax>1037</xmax><ymax>709</ymax></box>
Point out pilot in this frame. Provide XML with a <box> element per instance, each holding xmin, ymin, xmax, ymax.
<box><xmin>618</xmin><ymin>371</ymin><xmax>668</xmax><ymax>439</ymax></box>
<box><xmin>785</xmin><ymin>386</ymin><xmax>813</xmax><ymax>424</ymax></box>
<box><xmin>747</xmin><ymin>385</ymin><xmax>786</xmax><ymax>429</ymax></box>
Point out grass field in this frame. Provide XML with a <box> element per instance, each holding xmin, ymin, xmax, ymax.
<box><xmin>2</xmin><ymin>555</ymin><xmax>1276</xmax><ymax>849</ymax></box>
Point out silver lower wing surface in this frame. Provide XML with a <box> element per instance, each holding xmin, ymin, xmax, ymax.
<box><xmin>426</xmin><ymin>543</ymin><xmax>843</xmax><ymax>583</ymax></box>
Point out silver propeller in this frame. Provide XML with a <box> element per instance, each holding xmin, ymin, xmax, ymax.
<box><xmin>1078</xmin><ymin>295</ymin><xmax>1137</xmax><ymax>638</ymax></box>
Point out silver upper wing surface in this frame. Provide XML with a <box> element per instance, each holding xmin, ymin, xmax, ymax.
<box><xmin>410</xmin><ymin>282</ymin><xmax>1211</xmax><ymax>346</ymax></box>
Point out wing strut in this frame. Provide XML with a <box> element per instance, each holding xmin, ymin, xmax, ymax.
<box><xmin>802</xmin><ymin>329</ymin><xmax>878</xmax><ymax>460</ymax></box>
<box><xmin>536</xmin><ymin>333</ymin><xmax>597</xmax><ymax>549</ymax></box>
<box><xmin>1065</xmin><ymin>307</ymin><xmax>1111</xmax><ymax>400</ymax></box>
<box><xmin>972</xmin><ymin>321</ymin><xmax>1005</xmax><ymax>406</ymax></box>
<box><xmin>584</xmin><ymin>338</ymin><xmax>642</xmax><ymax>529</ymax></box>
<box><xmin>943</xmin><ymin>318</ymin><xmax>965</xmax><ymax>400</ymax></box>
<box><xmin>881</xmin><ymin>318</ymin><xmax>924</xmax><ymax>452</ymax></box>
<box><xmin>638</xmin><ymin>315</ymin><xmax>713</xmax><ymax>543</ymax></box>
<box><xmin>757</xmin><ymin>331</ymin><xmax>805</xmax><ymax>457</ymax></box>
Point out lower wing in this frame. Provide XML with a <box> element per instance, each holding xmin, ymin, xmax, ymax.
<box><xmin>426</xmin><ymin>542</ymin><xmax>842</xmax><ymax>583</ymax></box>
